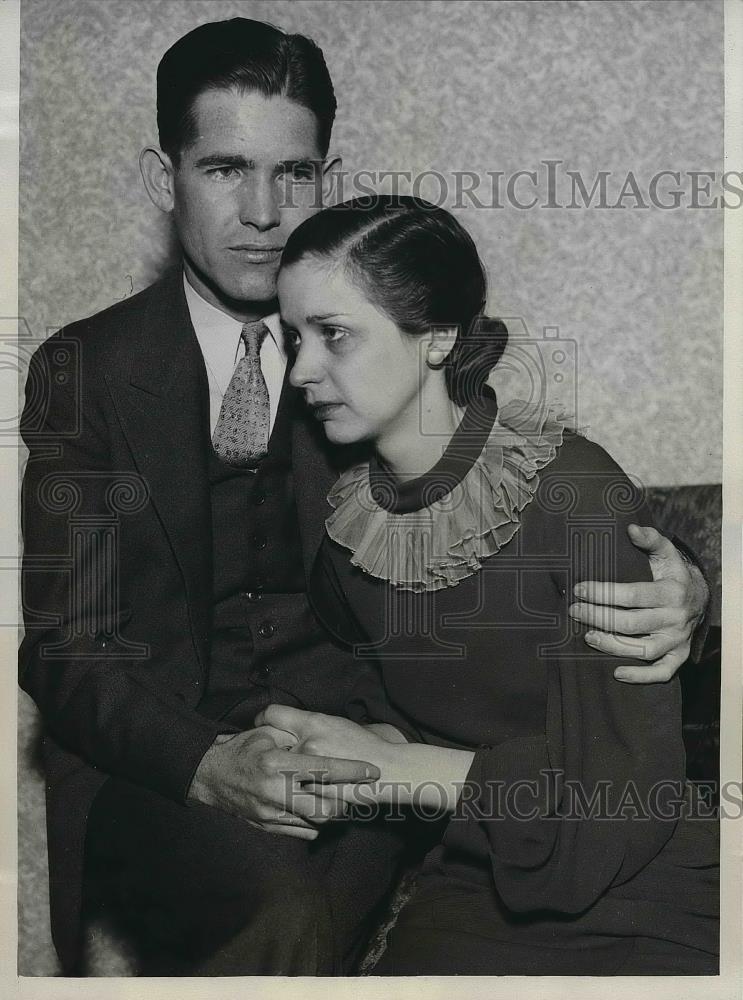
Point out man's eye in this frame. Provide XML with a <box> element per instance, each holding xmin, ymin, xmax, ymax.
<box><xmin>288</xmin><ymin>163</ymin><xmax>317</xmax><ymax>183</ymax></box>
<box><xmin>207</xmin><ymin>166</ymin><xmax>240</xmax><ymax>180</ymax></box>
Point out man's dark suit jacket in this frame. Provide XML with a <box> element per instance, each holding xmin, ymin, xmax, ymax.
<box><xmin>19</xmin><ymin>269</ymin><xmax>364</xmax><ymax>970</ymax></box>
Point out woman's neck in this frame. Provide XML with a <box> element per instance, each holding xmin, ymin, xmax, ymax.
<box><xmin>375</xmin><ymin>384</ymin><xmax>465</xmax><ymax>484</ymax></box>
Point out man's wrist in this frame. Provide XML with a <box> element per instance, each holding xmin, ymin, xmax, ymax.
<box><xmin>688</xmin><ymin>563</ymin><xmax>709</xmax><ymax>626</ymax></box>
<box><xmin>670</xmin><ymin>534</ymin><xmax>710</xmax><ymax>618</ymax></box>
<box><xmin>187</xmin><ymin>728</ymin><xmax>253</xmax><ymax>803</ymax></box>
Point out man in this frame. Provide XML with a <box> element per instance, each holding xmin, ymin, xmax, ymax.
<box><xmin>19</xmin><ymin>18</ymin><xmax>709</xmax><ymax>977</ymax></box>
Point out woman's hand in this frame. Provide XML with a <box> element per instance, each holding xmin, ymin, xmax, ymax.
<box><xmin>363</xmin><ymin>722</ymin><xmax>410</xmax><ymax>745</ymax></box>
<box><xmin>249</xmin><ymin>723</ymin><xmax>301</xmax><ymax>751</ymax></box>
<box><xmin>254</xmin><ymin>705</ymin><xmax>475</xmax><ymax>813</ymax></box>
<box><xmin>254</xmin><ymin>705</ymin><xmax>392</xmax><ymax>769</ymax></box>
<box><xmin>254</xmin><ymin>706</ymin><xmax>403</xmax><ymax>812</ymax></box>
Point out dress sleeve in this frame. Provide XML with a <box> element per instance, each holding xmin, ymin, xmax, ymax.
<box><xmin>442</xmin><ymin>436</ymin><xmax>686</xmax><ymax>915</ymax></box>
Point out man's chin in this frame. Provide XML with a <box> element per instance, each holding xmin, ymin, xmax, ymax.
<box><xmin>184</xmin><ymin>260</ymin><xmax>279</xmax><ymax>314</ymax></box>
<box><xmin>225</xmin><ymin>274</ymin><xmax>279</xmax><ymax>308</ymax></box>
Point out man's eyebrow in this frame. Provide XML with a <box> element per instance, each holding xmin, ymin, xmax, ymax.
<box><xmin>276</xmin><ymin>158</ymin><xmax>321</xmax><ymax>171</ymax></box>
<box><xmin>193</xmin><ymin>154</ymin><xmax>255</xmax><ymax>169</ymax></box>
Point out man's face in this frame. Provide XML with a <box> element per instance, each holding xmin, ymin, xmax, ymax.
<box><xmin>170</xmin><ymin>89</ymin><xmax>328</xmax><ymax>315</ymax></box>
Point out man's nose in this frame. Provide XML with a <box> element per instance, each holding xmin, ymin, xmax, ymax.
<box><xmin>289</xmin><ymin>340</ymin><xmax>323</xmax><ymax>388</ymax></box>
<box><xmin>237</xmin><ymin>172</ymin><xmax>281</xmax><ymax>231</ymax></box>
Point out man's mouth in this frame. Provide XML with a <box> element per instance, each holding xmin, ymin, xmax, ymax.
<box><xmin>228</xmin><ymin>245</ymin><xmax>284</xmax><ymax>263</ymax></box>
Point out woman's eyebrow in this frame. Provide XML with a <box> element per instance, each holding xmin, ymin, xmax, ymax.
<box><xmin>306</xmin><ymin>313</ymin><xmax>351</xmax><ymax>323</ymax></box>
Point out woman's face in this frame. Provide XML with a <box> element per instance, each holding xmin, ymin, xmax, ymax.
<box><xmin>279</xmin><ymin>257</ymin><xmax>428</xmax><ymax>447</ymax></box>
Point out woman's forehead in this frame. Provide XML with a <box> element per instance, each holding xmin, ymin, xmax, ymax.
<box><xmin>278</xmin><ymin>257</ymin><xmax>370</xmax><ymax>318</ymax></box>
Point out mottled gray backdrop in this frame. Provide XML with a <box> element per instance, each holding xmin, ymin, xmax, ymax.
<box><xmin>18</xmin><ymin>0</ymin><xmax>723</xmax><ymax>975</ymax></box>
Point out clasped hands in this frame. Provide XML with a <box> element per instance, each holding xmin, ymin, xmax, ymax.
<box><xmin>187</xmin><ymin>710</ymin><xmax>403</xmax><ymax>840</ymax></box>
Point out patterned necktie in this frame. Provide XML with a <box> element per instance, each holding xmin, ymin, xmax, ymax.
<box><xmin>212</xmin><ymin>320</ymin><xmax>270</xmax><ymax>467</ymax></box>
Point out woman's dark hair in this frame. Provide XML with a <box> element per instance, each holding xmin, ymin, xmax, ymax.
<box><xmin>157</xmin><ymin>18</ymin><xmax>336</xmax><ymax>163</ymax></box>
<box><xmin>282</xmin><ymin>196</ymin><xmax>508</xmax><ymax>406</ymax></box>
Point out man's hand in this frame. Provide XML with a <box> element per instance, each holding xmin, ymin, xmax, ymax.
<box><xmin>187</xmin><ymin>726</ymin><xmax>380</xmax><ymax>838</ymax></box>
<box><xmin>568</xmin><ymin>524</ymin><xmax>709</xmax><ymax>683</ymax></box>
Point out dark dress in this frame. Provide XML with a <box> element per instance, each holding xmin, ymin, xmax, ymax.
<box><xmin>310</xmin><ymin>391</ymin><xmax>719</xmax><ymax>975</ymax></box>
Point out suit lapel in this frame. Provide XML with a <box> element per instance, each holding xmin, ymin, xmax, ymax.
<box><xmin>104</xmin><ymin>269</ymin><xmax>212</xmax><ymax>667</ymax></box>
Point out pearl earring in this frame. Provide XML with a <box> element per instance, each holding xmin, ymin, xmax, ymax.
<box><xmin>427</xmin><ymin>347</ymin><xmax>447</xmax><ymax>367</ymax></box>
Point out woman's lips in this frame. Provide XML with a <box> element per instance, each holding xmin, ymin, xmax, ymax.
<box><xmin>309</xmin><ymin>402</ymin><xmax>344</xmax><ymax>420</ymax></box>
<box><xmin>228</xmin><ymin>246</ymin><xmax>283</xmax><ymax>263</ymax></box>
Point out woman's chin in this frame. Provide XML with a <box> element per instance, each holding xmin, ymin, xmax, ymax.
<box><xmin>321</xmin><ymin>419</ymin><xmax>365</xmax><ymax>446</ymax></box>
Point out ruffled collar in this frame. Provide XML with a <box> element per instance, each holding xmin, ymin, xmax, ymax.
<box><xmin>325</xmin><ymin>393</ymin><xmax>566</xmax><ymax>592</ymax></box>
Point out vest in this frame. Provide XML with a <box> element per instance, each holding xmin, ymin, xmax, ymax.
<box><xmin>198</xmin><ymin>370</ymin><xmax>323</xmax><ymax>724</ymax></box>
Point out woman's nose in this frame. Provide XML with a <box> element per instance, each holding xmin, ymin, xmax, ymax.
<box><xmin>238</xmin><ymin>172</ymin><xmax>280</xmax><ymax>231</ymax></box>
<box><xmin>289</xmin><ymin>340</ymin><xmax>323</xmax><ymax>388</ymax></box>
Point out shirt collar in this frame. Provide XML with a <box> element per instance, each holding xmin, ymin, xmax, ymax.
<box><xmin>182</xmin><ymin>271</ymin><xmax>284</xmax><ymax>356</ymax></box>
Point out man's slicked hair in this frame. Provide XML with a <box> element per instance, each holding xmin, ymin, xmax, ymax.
<box><xmin>157</xmin><ymin>18</ymin><xmax>337</xmax><ymax>163</ymax></box>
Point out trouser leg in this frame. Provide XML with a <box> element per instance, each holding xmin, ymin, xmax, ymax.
<box><xmin>82</xmin><ymin>777</ymin><xmax>408</xmax><ymax>976</ymax></box>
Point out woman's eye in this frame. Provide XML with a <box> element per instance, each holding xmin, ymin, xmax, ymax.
<box><xmin>323</xmin><ymin>326</ymin><xmax>348</xmax><ymax>344</ymax></box>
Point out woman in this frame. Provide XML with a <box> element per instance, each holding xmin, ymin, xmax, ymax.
<box><xmin>258</xmin><ymin>196</ymin><xmax>718</xmax><ymax>975</ymax></box>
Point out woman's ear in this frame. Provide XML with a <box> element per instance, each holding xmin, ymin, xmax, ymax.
<box><xmin>140</xmin><ymin>146</ymin><xmax>176</xmax><ymax>213</ymax></box>
<box><xmin>426</xmin><ymin>326</ymin><xmax>458</xmax><ymax>367</ymax></box>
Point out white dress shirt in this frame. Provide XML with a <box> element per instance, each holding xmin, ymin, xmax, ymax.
<box><xmin>183</xmin><ymin>273</ymin><xmax>287</xmax><ymax>437</ymax></box>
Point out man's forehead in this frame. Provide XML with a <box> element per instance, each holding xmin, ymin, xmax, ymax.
<box><xmin>187</xmin><ymin>87</ymin><xmax>321</xmax><ymax>157</ymax></box>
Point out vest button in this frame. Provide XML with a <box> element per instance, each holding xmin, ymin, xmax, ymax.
<box><xmin>258</xmin><ymin>621</ymin><xmax>275</xmax><ymax>639</ymax></box>
<box><xmin>253</xmin><ymin>534</ymin><xmax>268</xmax><ymax>550</ymax></box>
<box><xmin>246</xmin><ymin>590</ymin><xmax>262</xmax><ymax>602</ymax></box>
<box><xmin>254</xmin><ymin>493</ymin><xmax>266</xmax><ymax>506</ymax></box>
<box><xmin>257</xmin><ymin>664</ymin><xmax>270</xmax><ymax>678</ymax></box>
